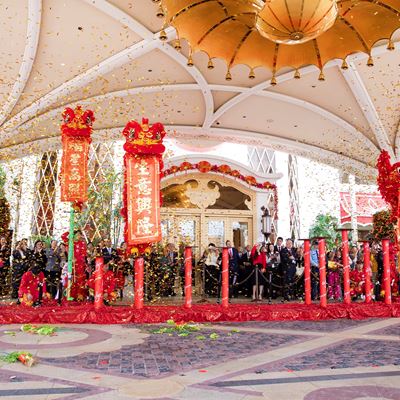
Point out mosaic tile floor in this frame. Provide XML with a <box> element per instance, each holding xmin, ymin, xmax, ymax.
<box><xmin>0</xmin><ymin>317</ymin><xmax>399</xmax><ymax>399</ymax></box>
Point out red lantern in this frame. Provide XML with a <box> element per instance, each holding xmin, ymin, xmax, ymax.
<box><xmin>231</xmin><ymin>169</ymin><xmax>240</xmax><ymax>177</ymax></box>
<box><xmin>218</xmin><ymin>164</ymin><xmax>231</xmax><ymax>174</ymax></box>
<box><xmin>180</xmin><ymin>161</ymin><xmax>193</xmax><ymax>171</ymax></box>
<box><xmin>245</xmin><ymin>176</ymin><xmax>257</xmax><ymax>185</ymax></box>
<box><xmin>198</xmin><ymin>161</ymin><xmax>212</xmax><ymax>173</ymax></box>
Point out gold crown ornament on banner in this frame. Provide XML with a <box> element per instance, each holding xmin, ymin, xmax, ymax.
<box><xmin>157</xmin><ymin>0</ymin><xmax>400</xmax><ymax>83</ymax></box>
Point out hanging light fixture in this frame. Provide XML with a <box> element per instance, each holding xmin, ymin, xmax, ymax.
<box><xmin>160</xmin><ymin>0</ymin><xmax>400</xmax><ymax>82</ymax></box>
<box><xmin>256</xmin><ymin>0</ymin><xmax>338</xmax><ymax>44</ymax></box>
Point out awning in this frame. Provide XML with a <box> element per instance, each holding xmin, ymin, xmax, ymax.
<box><xmin>340</xmin><ymin>192</ymin><xmax>387</xmax><ymax>227</ymax></box>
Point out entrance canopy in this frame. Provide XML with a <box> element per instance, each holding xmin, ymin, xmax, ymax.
<box><xmin>0</xmin><ymin>0</ymin><xmax>399</xmax><ymax>181</ymax></box>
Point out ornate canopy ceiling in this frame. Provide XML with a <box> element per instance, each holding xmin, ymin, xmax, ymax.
<box><xmin>0</xmin><ymin>0</ymin><xmax>399</xmax><ymax>181</ymax></box>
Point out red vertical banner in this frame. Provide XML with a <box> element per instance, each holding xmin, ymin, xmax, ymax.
<box><xmin>382</xmin><ymin>239</ymin><xmax>392</xmax><ymax>305</ymax></box>
<box><xmin>94</xmin><ymin>257</ymin><xmax>104</xmax><ymax>310</ymax></box>
<box><xmin>134</xmin><ymin>257</ymin><xmax>144</xmax><ymax>309</ymax></box>
<box><xmin>125</xmin><ymin>155</ymin><xmax>162</xmax><ymax>245</ymax></box>
<box><xmin>184</xmin><ymin>247</ymin><xmax>192</xmax><ymax>309</ymax></box>
<box><xmin>121</xmin><ymin>118</ymin><xmax>166</xmax><ymax>259</ymax></box>
<box><xmin>60</xmin><ymin>106</ymin><xmax>94</xmax><ymax>203</ymax></box>
<box><xmin>363</xmin><ymin>242</ymin><xmax>372</xmax><ymax>303</ymax></box>
<box><xmin>341</xmin><ymin>230</ymin><xmax>351</xmax><ymax>304</ymax></box>
<box><xmin>303</xmin><ymin>239</ymin><xmax>311</xmax><ymax>305</ymax></box>
<box><xmin>60</xmin><ymin>138</ymin><xmax>91</xmax><ymax>202</ymax></box>
<box><xmin>318</xmin><ymin>239</ymin><xmax>327</xmax><ymax>308</ymax></box>
<box><xmin>221</xmin><ymin>247</ymin><xmax>229</xmax><ymax>308</ymax></box>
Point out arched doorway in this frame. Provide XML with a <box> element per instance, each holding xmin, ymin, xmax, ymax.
<box><xmin>160</xmin><ymin>173</ymin><xmax>256</xmax><ymax>257</ymax></box>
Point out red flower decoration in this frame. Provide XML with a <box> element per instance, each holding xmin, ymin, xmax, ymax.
<box><xmin>245</xmin><ymin>176</ymin><xmax>257</xmax><ymax>185</ymax></box>
<box><xmin>180</xmin><ymin>161</ymin><xmax>193</xmax><ymax>171</ymax></box>
<box><xmin>198</xmin><ymin>161</ymin><xmax>212</xmax><ymax>173</ymax></box>
<box><xmin>218</xmin><ymin>164</ymin><xmax>231</xmax><ymax>174</ymax></box>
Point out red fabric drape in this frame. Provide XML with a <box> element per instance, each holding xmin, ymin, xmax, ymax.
<box><xmin>0</xmin><ymin>302</ymin><xmax>398</xmax><ymax>324</ymax></box>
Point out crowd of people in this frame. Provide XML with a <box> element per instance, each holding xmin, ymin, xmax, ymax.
<box><xmin>0</xmin><ymin>232</ymin><xmax>397</xmax><ymax>306</ymax></box>
<box><xmin>0</xmin><ymin>232</ymin><xmax>130</xmax><ymax>306</ymax></box>
<box><xmin>199</xmin><ymin>237</ymin><xmax>399</xmax><ymax>303</ymax></box>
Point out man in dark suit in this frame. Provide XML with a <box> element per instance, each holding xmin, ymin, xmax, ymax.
<box><xmin>226</xmin><ymin>240</ymin><xmax>240</xmax><ymax>298</ymax></box>
<box><xmin>239</xmin><ymin>245</ymin><xmax>252</xmax><ymax>297</ymax></box>
<box><xmin>102</xmin><ymin>239</ymin><xmax>118</xmax><ymax>266</ymax></box>
<box><xmin>274</xmin><ymin>236</ymin><xmax>284</xmax><ymax>254</ymax></box>
<box><xmin>280</xmin><ymin>238</ymin><xmax>297</xmax><ymax>301</ymax></box>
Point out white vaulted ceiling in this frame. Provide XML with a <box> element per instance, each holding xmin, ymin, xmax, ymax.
<box><xmin>0</xmin><ymin>0</ymin><xmax>399</xmax><ymax>181</ymax></box>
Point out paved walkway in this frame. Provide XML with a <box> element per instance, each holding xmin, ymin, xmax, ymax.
<box><xmin>0</xmin><ymin>318</ymin><xmax>399</xmax><ymax>399</ymax></box>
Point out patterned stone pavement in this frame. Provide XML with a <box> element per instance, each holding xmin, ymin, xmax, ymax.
<box><xmin>0</xmin><ymin>317</ymin><xmax>399</xmax><ymax>399</ymax></box>
<box><xmin>40</xmin><ymin>328</ymin><xmax>308</xmax><ymax>378</ymax></box>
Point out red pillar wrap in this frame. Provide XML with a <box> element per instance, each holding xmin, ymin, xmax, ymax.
<box><xmin>303</xmin><ymin>239</ymin><xmax>311</xmax><ymax>305</ymax></box>
<box><xmin>318</xmin><ymin>239</ymin><xmax>327</xmax><ymax>308</ymax></box>
<box><xmin>382</xmin><ymin>239</ymin><xmax>392</xmax><ymax>305</ymax></box>
<box><xmin>363</xmin><ymin>242</ymin><xmax>372</xmax><ymax>303</ymax></box>
<box><xmin>341</xmin><ymin>230</ymin><xmax>351</xmax><ymax>305</ymax></box>
<box><xmin>134</xmin><ymin>257</ymin><xmax>144</xmax><ymax>309</ymax></box>
<box><xmin>221</xmin><ymin>248</ymin><xmax>229</xmax><ymax>308</ymax></box>
<box><xmin>94</xmin><ymin>257</ymin><xmax>104</xmax><ymax>310</ymax></box>
<box><xmin>184</xmin><ymin>247</ymin><xmax>192</xmax><ymax>309</ymax></box>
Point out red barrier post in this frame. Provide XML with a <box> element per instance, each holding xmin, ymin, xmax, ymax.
<box><xmin>362</xmin><ymin>241</ymin><xmax>372</xmax><ymax>303</ymax></box>
<box><xmin>341</xmin><ymin>230</ymin><xmax>351</xmax><ymax>305</ymax></box>
<box><xmin>221</xmin><ymin>247</ymin><xmax>229</xmax><ymax>308</ymax></box>
<box><xmin>382</xmin><ymin>239</ymin><xmax>392</xmax><ymax>305</ymax></box>
<box><xmin>134</xmin><ymin>257</ymin><xmax>144</xmax><ymax>309</ymax></box>
<box><xmin>184</xmin><ymin>247</ymin><xmax>192</xmax><ymax>309</ymax></box>
<box><xmin>94</xmin><ymin>257</ymin><xmax>104</xmax><ymax>310</ymax></box>
<box><xmin>303</xmin><ymin>239</ymin><xmax>311</xmax><ymax>305</ymax></box>
<box><xmin>318</xmin><ymin>238</ymin><xmax>327</xmax><ymax>308</ymax></box>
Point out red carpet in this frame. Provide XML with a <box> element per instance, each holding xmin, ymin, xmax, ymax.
<box><xmin>0</xmin><ymin>302</ymin><xmax>399</xmax><ymax>324</ymax></box>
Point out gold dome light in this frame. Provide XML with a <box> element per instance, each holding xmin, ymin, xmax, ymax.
<box><xmin>256</xmin><ymin>0</ymin><xmax>338</xmax><ymax>44</ymax></box>
<box><xmin>160</xmin><ymin>0</ymin><xmax>400</xmax><ymax>81</ymax></box>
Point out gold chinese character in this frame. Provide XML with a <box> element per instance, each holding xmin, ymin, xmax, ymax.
<box><xmin>68</xmin><ymin>182</ymin><xmax>81</xmax><ymax>194</ymax></box>
<box><xmin>135</xmin><ymin>160</ymin><xmax>150</xmax><ymax>176</ymax></box>
<box><xmin>69</xmin><ymin>153</ymin><xmax>81</xmax><ymax>165</ymax></box>
<box><xmin>70</xmin><ymin>143</ymin><xmax>84</xmax><ymax>152</ymax></box>
<box><xmin>136</xmin><ymin>197</ymin><xmax>152</xmax><ymax>213</ymax></box>
<box><xmin>137</xmin><ymin>216</ymin><xmax>154</xmax><ymax>235</ymax></box>
<box><xmin>135</xmin><ymin>177</ymin><xmax>152</xmax><ymax>195</ymax></box>
<box><xmin>70</xmin><ymin>168</ymin><xmax>82</xmax><ymax>182</ymax></box>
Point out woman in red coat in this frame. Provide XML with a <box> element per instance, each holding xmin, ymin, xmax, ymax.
<box><xmin>250</xmin><ymin>243</ymin><xmax>267</xmax><ymax>301</ymax></box>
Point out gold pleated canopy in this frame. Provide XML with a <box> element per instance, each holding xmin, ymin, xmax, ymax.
<box><xmin>160</xmin><ymin>0</ymin><xmax>400</xmax><ymax>79</ymax></box>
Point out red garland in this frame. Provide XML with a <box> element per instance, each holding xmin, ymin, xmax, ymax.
<box><xmin>377</xmin><ymin>150</ymin><xmax>400</xmax><ymax>219</ymax></box>
<box><xmin>163</xmin><ymin>161</ymin><xmax>279</xmax><ymax>219</ymax></box>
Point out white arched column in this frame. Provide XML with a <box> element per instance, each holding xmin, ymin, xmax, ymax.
<box><xmin>274</xmin><ymin>152</ymin><xmax>291</xmax><ymax>240</ymax></box>
<box><xmin>52</xmin><ymin>150</ymin><xmax>70</xmax><ymax>240</ymax></box>
<box><xmin>16</xmin><ymin>155</ymin><xmax>38</xmax><ymax>241</ymax></box>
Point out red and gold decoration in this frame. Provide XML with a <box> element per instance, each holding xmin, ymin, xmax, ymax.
<box><xmin>60</xmin><ymin>106</ymin><xmax>94</xmax><ymax>204</ymax></box>
<box><xmin>159</xmin><ymin>0</ymin><xmax>400</xmax><ymax>81</ymax></box>
<box><xmin>163</xmin><ymin>160</ymin><xmax>278</xmax><ymax>217</ymax></box>
<box><xmin>121</xmin><ymin>118</ymin><xmax>166</xmax><ymax>256</ymax></box>
<box><xmin>376</xmin><ymin>150</ymin><xmax>400</xmax><ymax>279</ymax></box>
<box><xmin>60</xmin><ymin>105</ymin><xmax>94</xmax><ymax>301</ymax></box>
